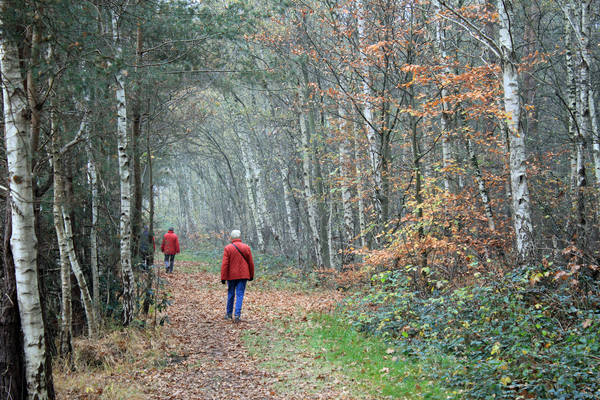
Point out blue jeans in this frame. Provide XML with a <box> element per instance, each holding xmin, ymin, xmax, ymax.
<box><xmin>164</xmin><ymin>254</ymin><xmax>175</xmax><ymax>273</ymax></box>
<box><xmin>226</xmin><ymin>279</ymin><xmax>247</xmax><ymax>317</ymax></box>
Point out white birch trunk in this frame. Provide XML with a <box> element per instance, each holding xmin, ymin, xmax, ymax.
<box><xmin>53</xmin><ymin>110</ymin><xmax>98</xmax><ymax>338</ymax></box>
<box><xmin>240</xmin><ymin>139</ymin><xmax>265</xmax><ymax>251</ymax></box>
<box><xmin>575</xmin><ymin>1</ymin><xmax>590</xmax><ymax>242</ymax></box>
<box><xmin>87</xmin><ymin>153</ymin><xmax>100</xmax><ymax>321</ymax></box>
<box><xmin>113</xmin><ymin>12</ymin><xmax>135</xmax><ymax>325</ymax></box>
<box><xmin>562</xmin><ymin>0</ymin><xmax>593</xmax><ymax>236</ymax></box>
<box><xmin>81</xmin><ymin>86</ymin><xmax>100</xmax><ymax>323</ymax></box>
<box><xmin>278</xmin><ymin>156</ymin><xmax>299</xmax><ymax>247</ymax></box>
<box><xmin>62</xmin><ymin>205</ymin><xmax>97</xmax><ymax>337</ymax></box>
<box><xmin>591</xmin><ymin>94</ymin><xmax>600</xmax><ymax>200</ymax></box>
<box><xmin>339</xmin><ymin>105</ymin><xmax>355</xmax><ymax>260</ymax></box>
<box><xmin>434</xmin><ymin>0</ymin><xmax>452</xmax><ymax>192</ymax></box>
<box><xmin>247</xmin><ymin>137</ymin><xmax>282</xmax><ymax>249</ymax></box>
<box><xmin>51</xmin><ymin>109</ymin><xmax>72</xmax><ymax>357</ymax></box>
<box><xmin>357</xmin><ymin>0</ymin><xmax>383</xmax><ymax>222</ymax></box>
<box><xmin>565</xmin><ymin>18</ymin><xmax>579</xmax><ymax>209</ymax></box>
<box><xmin>354</xmin><ymin>121</ymin><xmax>367</xmax><ymax>248</ymax></box>
<box><xmin>498</xmin><ymin>0</ymin><xmax>534</xmax><ymax>258</ymax></box>
<box><xmin>327</xmin><ymin>198</ymin><xmax>339</xmax><ymax>270</ymax></box>
<box><xmin>466</xmin><ymin>137</ymin><xmax>495</xmax><ymax>230</ymax></box>
<box><xmin>1</xmin><ymin>6</ymin><xmax>49</xmax><ymax>396</ymax></box>
<box><xmin>299</xmin><ymin>108</ymin><xmax>324</xmax><ymax>267</ymax></box>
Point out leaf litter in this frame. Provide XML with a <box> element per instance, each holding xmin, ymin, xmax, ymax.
<box><xmin>57</xmin><ymin>261</ymin><xmax>382</xmax><ymax>399</ymax></box>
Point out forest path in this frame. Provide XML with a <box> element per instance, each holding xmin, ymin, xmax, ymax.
<box><xmin>135</xmin><ymin>262</ymin><xmax>375</xmax><ymax>399</ymax></box>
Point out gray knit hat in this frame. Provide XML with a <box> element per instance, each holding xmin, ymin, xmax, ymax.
<box><xmin>230</xmin><ymin>230</ymin><xmax>241</xmax><ymax>239</ymax></box>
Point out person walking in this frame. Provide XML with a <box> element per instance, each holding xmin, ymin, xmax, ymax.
<box><xmin>140</xmin><ymin>226</ymin><xmax>155</xmax><ymax>269</ymax></box>
<box><xmin>161</xmin><ymin>227</ymin><xmax>180</xmax><ymax>273</ymax></box>
<box><xmin>221</xmin><ymin>230</ymin><xmax>254</xmax><ymax>322</ymax></box>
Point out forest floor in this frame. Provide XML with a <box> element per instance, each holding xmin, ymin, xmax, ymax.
<box><xmin>55</xmin><ymin>260</ymin><xmax>393</xmax><ymax>399</ymax></box>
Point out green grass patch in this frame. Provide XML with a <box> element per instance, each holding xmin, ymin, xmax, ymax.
<box><xmin>305</xmin><ymin>314</ymin><xmax>455</xmax><ymax>399</ymax></box>
<box><xmin>244</xmin><ymin>313</ymin><xmax>454</xmax><ymax>399</ymax></box>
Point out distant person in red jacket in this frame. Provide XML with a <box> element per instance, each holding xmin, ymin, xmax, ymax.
<box><xmin>161</xmin><ymin>227</ymin><xmax>180</xmax><ymax>273</ymax></box>
<box><xmin>221</xmin><ymin>230</ymin><xmax>254</xmax><ymax>322</ymax></box>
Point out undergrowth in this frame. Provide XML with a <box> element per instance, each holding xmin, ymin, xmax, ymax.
<box><xmin>339</xmin><ymin>262</ymin><xmax>600</xmax><ymax>399</ymax></box>
<box><xmin>53</xmin><ymin>323</ymin><xmax>174</xmax><ymax>399</ymax></box>
<box><xmin>244</xmin><ymin>314</ymin><xmax>453</xmax><ymax>399</ymax></box>
<box><xmin>304</xmin><ymin>314</ymin><xmax>455</xmax><ymax>398</ymax></box>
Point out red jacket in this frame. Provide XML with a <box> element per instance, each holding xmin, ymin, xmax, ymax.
<box><xmin>221</xmin><ymin>239</ymin><xmax>254</xmax><ymax>281</ymax></box>
<box><xmin>161</xmin><ymin>230</ymin><xmax>180</xmax><ymax>255</ymax></box>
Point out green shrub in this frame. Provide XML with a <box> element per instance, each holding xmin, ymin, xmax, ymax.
<box><xmin>339</xmin><ymin>265</ymin><xmax>600</xmax><ymax>399</ymax></box>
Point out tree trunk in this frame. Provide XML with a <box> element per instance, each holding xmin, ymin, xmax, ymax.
<box><xmin>51</xmin><ymin>109</ymin><xmax>73</xmax><ymax>357</ymax></box>
<box><xmin>148</xmin><ymin>123</ymin><xmax>155</xmax><ymax>266</ymax></box>
<box><xmin>1</xmin><ymin>5</ymin><xmax>50</xmax><ymax>395</ymax></box>
<box><xmin>357</xmin><ymin>0</ymin><xmax>383</xmax><ymax>224</ymax></box>
<box><xmin>327</xmin><ymin>197</ymin><xmax>339</xmax><ymax>270</ymax></box>
<box><xmin>565</xmin><ymin>16</ymin><xmax>579</xmax><ymax>214</ymax></box>
<box><xmin>1</xmin><ymin>197</ymin><xmax>23</xmax><ymax>400</ymax></box>
<box><xmin>62</xmin><ymin>203</ymin><xmax>97</xmax><ymax>337</ymax></box>
<box><xmin>131</xmin><ymin>24</ymin><xmax>144</xmax><ymax>260</ymax></box>
<box><xmin>313</xmin><ymin>144</ymin><xmax>330</xmax><ymax>268</ymax></box>
<box><xmin>466</xmin><ymin>137</ymin><xmax>495</xmax><ymax>230</ymax></box>
<box><xmin>113</xmin><ymin>12</ymin><xmax>136</xmax><ymax>325</ymax></box>
<box><xmin>434</xmin><ymin>0</ymin><xmax>452</xmax><ymax>192</ymax></box>
<box><xmin>339</xmin><ymin>105</ymin><xmax>355</xmax><ymax>264</ymax></box>
<box><xmin>354</xmin><ymin>121</ymin><xmax>367</xmax><ymax>248</ymax></box>
<box><xmin>498</xmin><ymin>0</ymin><xmax>535</xmax><ymax>259</ymax></box>
<box><xmin>240</xmin><ymin>138</ymin><xmax>265</xmax><ymax>251</ymax></box>
<box><xmin>278</xmin><ymin>155</ymin><xmax>299</xmax><ymax>248</ymax></box>
<box><xmin>245</xmin><ymin>134</ymin><xmax>282</xmax><ymax>250</ymax></box>
<box><xmin>87</xmin><ymin>149</ymin><xmax>100</xmax><ymax>322</ymax></box>
<box><xmin>298</xmin><ymin>63</ymin><xmax>324</xmax><ymax>268</ymax></box>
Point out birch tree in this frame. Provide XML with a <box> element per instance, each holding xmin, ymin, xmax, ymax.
<box><xmin>1</xmin><ymin>0</ymin><xmax>50</xmax><ymax>396</ymax></box>
<box><xmin>440</xmin><ymin>0</ymin><xmax>535</xmax><ymax>259</ymax></box>
<box><xmin>87</xmin><ymin>144</ymin><xmax>100</xmax><ymax>321</ymax></box>
<box><xmin>560</xmin><ymin>0</ymin><xmax>596</xmax><ymax>240</ymax></box>
<box><xmin>339</xmin><ymin>104</ymin><xmax>355</xmax><ymax>263</ymax></box>
<box><xmin>1</xmin><ymin>199</ymin><xmax>23</xmax><ymax>400</ymax></box>
<box><xmin>433</xmin><ymin>0</ymin><xmax>453</xmax><ymax>192</ymax></box>
<box><xmin>113</xmin><ymin>11</ymin><xmax>136</xmax><ymax>325</ymax></box>
<box><xmin>357</xmin><ymin>0</ymin><xmax>383</xmax><ymax>223</ymax></box>
<box><xmin>299</xmin><ymin>62</ymin><xmax>324</xmax><ymax>267</ymax></box>
<box><xmin>51</xmin><ymin>109</ymin><xmax>72</xmax><ymax>357</ymax></box>
<box><xmin>240</xmin><ymin>135</ymin><xmax>265</xmax><ymax>251</ymax></box>
<box><xmin>277</xmin><ymin>151</ymin><xmax>299</xmax><ymax>248</ymax></box>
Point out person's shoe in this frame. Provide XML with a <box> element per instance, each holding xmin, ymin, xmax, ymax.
<box><xmin>234</xmin><ymin>315</ymin><xmax>241</xmax><ymax>323</ymax></box>
<box><xmin>224</xmin><ymin>314</ymin><xmax>232</xmax><ymax>320</ymax></box>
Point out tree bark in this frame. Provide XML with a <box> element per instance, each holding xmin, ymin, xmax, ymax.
<box><xmin>339</xmin><ymin>105</ymin><xmax>355</xmax><ymax>264</ymax></box>
<box><xmin>51</xmin><ymin>109</ymin><xmax>73</xmax><ymax>358</ymax></box>
<box><xmin>148</xmin><ymin>122</ymin><xmax>155</xmax><ymax>266</ymax></box>
<box><xmin>298</xmin><ymin>69</ymin><xmax>324</xmax><ymax>267</ymax></box>
<box><xmin>498</xmin><ymin>0</ymin><xmax>535</xmax><ymax>259</ymax></box>
<box><xmin>113</xmin><ymin>11</ymin><xmax>136</xmax><ymax>326</ymax></box>
<box><xmin>240</xmin><ymin>137</ymin><xmax>265</xmax><ymax>251</ymax></box>
<box><xmin>278</xmin><ymin>154</ymin><xmax>299</xmax><ymax>248</ymax></box>
<box><xmin>1</xmin><ymin>3</ymin><xmax>50</xmax><ymax>395</ymax></box>
<box><xmin>87</xmin><ymin>148</ymin><xmax>100</xmax><ymax>322</ymax></box>
<box><xmin>354</xmin><ymin>120</ymin><xmax>367</xmax><ymax>248</ymax></box>
<box><xmin>466</xmin><ymin>136</ymin><xmax>495</xmax><ymax>231</ymax></box>
<box><xmin>131</xmin><ymin>23</ymin><xmax>144</xmax><ymax>260</ymax></box>
<box><xmin>1</xmin><ymin>197</ymin><xmax>23</xmax><ymax>400</ymax></box>
<box><xmin>434</xmin><ymin>0</ymin><xmax>452</xmax><ymax>192</ymax></box>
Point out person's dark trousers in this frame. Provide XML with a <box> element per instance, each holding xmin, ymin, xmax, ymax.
<box><xmin>226</xmin><ymin>279</ymin><xmax>247</xmax><ymax>317</ymax></box>
<box><xmin>164</xmin><ymin>254</ymin><xmax>175</xmax><ymax>273</ymax></box>
<box><xmin>140</xmin><ymin>251</ymin><xmax>150</xmax><ymax>270</ymax></box>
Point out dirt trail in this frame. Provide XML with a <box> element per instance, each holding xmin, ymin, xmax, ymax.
<box><xmin>133</xmin><ymin>267</ymin><xmax>368</xmax><ymax>399</ymax></box>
